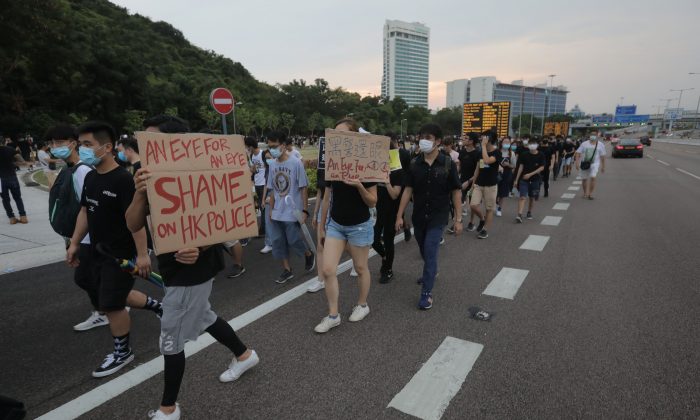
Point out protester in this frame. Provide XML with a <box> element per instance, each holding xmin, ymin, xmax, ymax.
<box><xmin>514</xmin><ymin>138</ymin><xmax>546</xmax><ymax>222</ymax></box>
<box><xmin>315</xmin><ymin>118</ymin><xmax>377</xmax><ymax>333</ymax></box>
<box><xmin>576</xmin><ymin>131</ymin><xmax>606</xmax><ymax>199</ymax></box>
<box><xmin>0</xmin><ymin>138</ymin><xmax>28</xmax><ymax>224</ymax></box>
<box><xmin>395</xmin><ymin>123</ymin><xmax>462</xmax><ymax>309</ymax></box>
<box><xmin>539</xmin><ymin>137</ymin><xmax>555</xmax><ymax>197</ymax></box>
<box><xmin>469</xmin><ymin>130</ymin><xmax>500</xmax><ymax>239</ymax></box>
<box><xmin>248</xmin><ymin>137</ymin><xmax>268</xmax><ymax>241</ymax></box>
<box><xmin>562</xmin><ymin>138</ymin><xmax>576</xmax><ymax>177</ymax></box>
<box><xmin>496</xmin><ymin>137</ymin><xmax>515</xmax><ymax>217</ymax></box>
<box><xmin>37</xmin><ymin>141</ymin><xmax>59</xmax><ymax>173</ymax></box>
<box><xmin>126</xmin><ymin>115</ymin><xmax>258</xmax><ymax>420</ymax></box>
<box><xmin>116</xmin><ymin>136</ymin><xmax>142</xmax><ymax>173</ymax></box>
<box><xmin>458</xmin><ymin>132</ymin><xmax>480</xmax><ymax>221</ymax></box>
<box><xmin>307</xmin><ymin>165</ymin><xmax>328</xmax><ymax>293</ymax></box>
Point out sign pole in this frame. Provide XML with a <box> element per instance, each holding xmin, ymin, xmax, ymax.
<box><xmin>221</xmin><ymin>114</ymin><xmax>228</xmax><ymax>135</ymax></box>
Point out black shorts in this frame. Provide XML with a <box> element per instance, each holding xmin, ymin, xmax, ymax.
<box><xmin>74</xmin><ymin>243</ymin><xmax>99</xmax><ymax>309</ymax></box>
<box><xmin>90</xmin><ymin>253</ymin><xmax>135</xmax><ymax>311</ymax></box>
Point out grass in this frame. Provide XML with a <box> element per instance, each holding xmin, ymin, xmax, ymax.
<box><xmin>300</xmin><ymin>145</ymin><xmax>319</xmax><ymax>161</ymax></box>
<box><xmin>32</xmin><ymin>170</ymin><xmax>49</xmax><ymax>187</ymax></box>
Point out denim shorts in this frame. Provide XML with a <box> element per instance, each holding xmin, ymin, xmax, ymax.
<box><xmin>268</xmin><ymin>219</ymin><xmax>309</xmax><ymax>260</ymax></box>
<box><xmin>518</xmin><ymin>179</ymin><xmax>541</xmax><ymax>199</ymax></box>
<box><xmin>326</xmin><ymin>217</ymin><xmax>374</xmax><ymax>247</ymax></box>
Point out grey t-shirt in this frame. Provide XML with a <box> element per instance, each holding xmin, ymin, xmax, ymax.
<box><xmin>267</xmin><ymin>156</ymin><xmax>308</xmax><ymax>222</ymax></box>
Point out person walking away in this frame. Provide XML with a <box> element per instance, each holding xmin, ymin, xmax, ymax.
<box><xmin>539</xmin><ymin>137</ymin><xmax>555</xmax><ymax>197</ymax></box>
<box><xmin>469</xmin><ymin>131</ymin><xmax>501</xmax><ymax>239</ymax></box>
<box><xmin>576</xmin><ymin>132</ymin><xmax>606</xmax><ymax>199</ymax></box>
<box><xmin>514</xmin><ymin>140</ymin><xmax>546</xmax><ymax>222</ymax></box>
<box><xmin>0</xmin><ymin>138</ymin><xmax>28</xmax><ymax>224</ymax></box>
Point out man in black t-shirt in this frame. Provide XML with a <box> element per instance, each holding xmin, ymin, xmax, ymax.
<box><xmin>562</xmin><ymin>138</ymin><xmax>576</xmax><ymax>178</ymax></box>
<box><xmin>126</xmin><ymin>115</ymin><xmax>258</xmax><ymax>420</ymax></box>
<box><xmin>0</xmin><ymin>139</ymin><xmax>27</xmax><ymax>224</ymax></box>
<box><xmin>514</xmin><ymin>141</ymin><xmax>546</xmax><ymax>222</ymax></box>
<box><xmin>66</xmin><ymin>121</ymin><xmax>162</xmax><ymax>378</ymax></box>
<box><xmin>469</xmin><ymin>131</ymin><xmax>501</xmax><ymax>239</ymax></box>
<box><xmin>538</xmin><ymin>137</ymin><xmax>555</xmax><ymax>197</ymax></box>
<box><xmin>396</xmin><ymin>123</ymin><xmax>462</xmax><ymax>310</ymax></box>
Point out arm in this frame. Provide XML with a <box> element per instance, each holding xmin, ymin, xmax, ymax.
<box><xmin>319</xmin><ymin>185</ymin><xmax>331</xmax><ymax>237</ymax></box>
<box><xmin>66</xmin><ymin>207</ymin><xmax>88</xmax><ymax>267</ymax></box>
<box><xmin>514</xmin><ymin>163</ymin><xmax>524</xmax><ymax>184</ymax></box>
<box><xmin>482</xmin><ymin>147</ymin><xmax>497</xmax><ymax>164</ymax></box>
<box><xmin>395</xmin><ymin>186</ymin><xmax>413</xmax><ymax>233</ymax></box>
<box><xmin>126</xmin><ymin>169</ymin><xmax>150</xmax><ymax>232</ymax></box>
<box><xmin>345</xmin><ymin>180</ymin><xmax>377</xmax><ymax>208</ymax></box>
<box><xmin>311</xmin><ymin>188</ymin><xmax>322</xmax><ymax>228</ymax></box>
<box><xmin>386</xmin><ymin>183</ymin><xmax>402</xmax><ymax>200</ymax></box>
<box><xmin>452</xmin><ymin>188</ymin><xmax>463</xmax><ymax>235</ymax></box>
<box><xmin>300</xmin><ymin>186</ymin><xmax>309</xmax><ymax>223</ymax></box>
<box><xmin>132</xmin><ymin>227</ymin><xmax>151</xmax><ymax>278</ymax></box>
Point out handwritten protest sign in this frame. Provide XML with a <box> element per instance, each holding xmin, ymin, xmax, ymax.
<box><xmin>323</xmin><ymin>129</ymin><xmax>390</xmax><ymax>182</ymax></box>
<box><xmin>135</xmin><ymin>132</ymin><xmax>258</xmax><ymax>255</ymax></box>
<box><xmin>388</xmin><ymin>149</ymin><xmax>402</xmax><ymax>171</ymax></box>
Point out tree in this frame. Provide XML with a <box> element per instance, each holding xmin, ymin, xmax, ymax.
<box><xmin>512</xmin><ymin>114</ymin><xmax>543</xmax><ymax>136</ymax></box>
<box><xmin>307</xmin><ymin>112</ymin><xmax>325</xmax><ymax>136</ymax></box>
<box><xmin>123</xmin><ymin>109</ymin><xmax>146</xmax><ymax>134</ymax></box>
<box><xmin>280</xmin><ymin>113</ymin><xmax>295</xmax><ymax>136</ymax></box>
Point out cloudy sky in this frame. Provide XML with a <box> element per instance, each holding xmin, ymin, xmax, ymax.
<box><xmin>113</xmin><ymin>0</ymin><xmax>700</xmax><ymax>115</ymax></box>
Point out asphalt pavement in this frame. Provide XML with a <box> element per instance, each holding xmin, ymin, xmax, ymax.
<box><xmin>2</xmin><ymin>141</ymin><xmax>699</xmax><ymax>419</ymax></box>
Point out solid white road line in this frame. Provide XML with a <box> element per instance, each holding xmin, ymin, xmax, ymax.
<box><xmin>37</xmin><ymin>232</ymin><xmax>412</xmax><ymax>420</ymax></box>
<box><xmin>388</xmin><ymin>337</ymin><xmax>483</xmax><ymax>420</ymax></box>
<box><xmin>657</xmin><ymin>159</ymin><xmax>670</xmax><ymax>166</ymax></box>
<box><xmin>553</xmin><ymin>202</ymin><xmax>570</xmax><ymax>211</ymax></box>
<box><xmin>561</xmin><ymin>193</ymin><xmax>576</xmax><ymax>199</ymax></box>
<box><xmin>483</xmin><ymin>267</ymin><xmax>530</xmax><ymax>300</ymax></box>
<box><xmin>541</xmin><ymin>216</ymin><xmax>562</xmax><ymax>226</ymax></box>
<box><xmin>572</xmin><ymin>180</ymin><xmax>582</xmax><ymax>185</ymax></box>
<box><xmin>676</xmin><ymin>168</ymin><xmax>700</xmax><ymax>181</ymax></box>
<box><xmin>519</xmin><ymin>235</ymin><xmax>550</xmax><ymax>251</ymax></box>
<box><xmin>567</xmin><ymin>186</ymin><xmax>580</xmax><ymax>191</ymax></box>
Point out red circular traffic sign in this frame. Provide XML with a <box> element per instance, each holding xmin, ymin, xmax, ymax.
<box><xmin>210</xmin><ymin>88</ymin><xmax>234</xmax><ymax>115</ymax></box>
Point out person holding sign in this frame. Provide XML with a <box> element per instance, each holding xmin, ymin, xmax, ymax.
<box><xmin>126</xmin><ymin>115</ymin><xmax>258</xmax><ymax>420</ymax></box>
<box><xmin>395</xmin><ymin>123</ymin><xmax>462</xmax><ymax>310</ymax></box>
<box><xmin>315</xmin><ymin>118</ymin><xmax>378</xmax><ymax>333</ymax></box>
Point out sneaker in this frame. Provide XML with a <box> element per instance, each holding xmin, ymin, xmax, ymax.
<box><xmin>418</xmin><ymin>292</ymin><xmax>433</xmax><ymax>310</ymax></box>
<box><xmin>306</xmin><ymin>279</ymin><xmax>325</xmax><ymax>293</ymax></box>
<box><xmin>148</xmin><ymin>404</ymin><xmax>181</xmax><ymax>420</ymax></box>
<box><xmin>461</xmin><ymin>208</ymin><xmax>468</xmax><ymax>216</ymax></box>
<box><xmin>348</xmin><ymin>304</ymin><xmax>370</xmax><ymax>322</ymax></box>
<box><xmin>439</xmin><ymin>237</ymin><xmax>445</xmax><ymax>245</ymax></box>
<box><xmin>350</xmin><ymin>266</ymin><xmax>358</xmax><ymax>277</ymax></box>
<box><xmin>227</xmin><ymin>264</ymin><xmax>246</xmax><ymax>278</ymax></box>
<box><xmin>477</xmin><ymin>230</ymin><xmax>489</xmax><ymax>239</ymax></box>
<box><xmin>466</xmin><ymin>222</ymin><xmax>475</xmax><ymax>232</ymax></box>
<box><xmin>73</xmin><ymin>311</ymin><xmax>109</xmax><ymax>332</ymax></box>
<box><xmin>240</xmin><ymin>238</ymin><xmax>250</xmax><ymax>247</ymax></box>
<box><xmin>446</xmin><ymin>226</ymin><xmax>455</xmax><ymax>234</ymax></box>
<box><xmin>476</xmin><ymin>219</ymin><xmax>485</xmax><ymax>232</ymax></box>
<box><xmin>496</xmin><ymin>207</ymin><xmax>502</xmax><ymax>217</ymax></box>
<box><xmin>259</xmin><ymin>245</ymin><xmax>273</xmax><ymax>254</ymax></box>
<box><xmin>92</xmin><ymin>350</ymin><xmax>134</xmax><ymax>378</ymax></box>
<box><xmin>305</xmin><ymin>253</ymin><xmax>316</xmax><ymax>272</ymax></box>
<box><xmin>9</xmin><ymin>217</ymin><xmax>18</xmax><ymax>225</ymax></box>
<box><xmin>219</xmin><ymin>350</ymin><xmax>259</xmax><ymax>383</ymax></box>
<box><xmin>526</xmin><ymin>212</ymin><xmax>533</xmax><ymax>220</ymax></box>
<box><xmin>544</xmin><ymin>191</ymin><xmax>549</xmax><ymax>198</ymax></box>
<box><xmin>276</xmin><ymin>269</ymin><xmax>294</xmax><ymax>284</ymax></box>
<box><xmin>516</xmin><ymin>214</ymin><xmax>523</xmax><ymax>223</ymax></box>
<box><xmin>314</xmin><ymin>315</ymin><xmax>341</xmax><ymax>333</ymax></box>
<box><xmin>379</xmin><ymin>270</ymin><xmax>393</xmax><ymax>284</ymax></box>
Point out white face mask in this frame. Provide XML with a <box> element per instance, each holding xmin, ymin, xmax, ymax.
<box><xmin>419</xmin><ymin>139</ymin><xmax>435</xmax><ymax>153</ymax></box>
<box><xmin>528</xmin><ymin>144</ymin><xmax>538</xmax><ymax>151</ymax></box>
<box><xmin>458</xmin><ymin>141</ymin><xmax>463</xmax><ymax>147</ymax></box>
<box><xmin>523</xmin><ymin>140</ymin><xmax>529</xmax><ymax>146</ymax></box>
<box><xmin>590</xmin><ymin>135</ymin><xmax>598</xmax><ymax>141</ymax></box>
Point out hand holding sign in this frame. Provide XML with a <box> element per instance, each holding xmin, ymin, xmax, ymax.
<box><xmin>323</xmin><ymin>129</ymin><xmax>390</xmax><ymax>183</ymax></box>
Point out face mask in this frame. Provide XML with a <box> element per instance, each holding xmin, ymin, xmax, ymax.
<box><xmin>510</xmin><ymin>144</ymin><xmax>518</xmax><ymax>150</ymax></box>
<box><xmin>50</xmin><ymin>145</ymin><xmax>72</xmax><ymax>160</ymax></box>
<box><xmin>117</xmin><ymin>151</ymin><xmax>128</xmax><ymax>162</ymax></box>
<box><xmin>502</xmin><ymin>144</ymin><xmax>510</xmax><ymax>151</ymax></box>
<box><xmin>528</xmin><ymin>144</ymin><xmax>538</xmax><ymax>152</ymax></box>
<box><xmin>523</xmin><ymin>140</ymin><xmax>529</xmax><ymax>146</ymax></box>
<box><xmin>266</xmin><ymin>158</ymin><xmax>274</xmax><ymax>166</ymax></box>
<box><xmin>269</xmin><ymin>146</ymin><xmax>283</xmax><ymax>159</ymax></box>
<box><xmin>590</xmin><ymin>135</ymin><xmax>597</xmax><ymax>141</ymax></box>
<box><xmin>79</xmin><ymin>145</ymin><xmax>106</xmax><ymax>166</ymax></box>
<box><xmin>458</xmin><ymin>141</ymin><xmax>463</xmax><ymax>147</ymax></box>
<box><xmin>418</xmin><ymin>139</ymin><xmax>435</xmax><ymax>153</ymax></box>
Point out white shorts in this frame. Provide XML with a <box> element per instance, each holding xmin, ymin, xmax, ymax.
<box><xmin>222</xmin><ymin>240</ymin><xmax>239</xmax><ymax>248</ymax></box>
<box><xmin>564</xmin><ymin>157</ymin><xmax>572</xmax><ymax>165</ymax></box>
<box><xmin>580</xmin><ymin>163</ymin><xmax>600</xmax><ymax>179</ymax></box>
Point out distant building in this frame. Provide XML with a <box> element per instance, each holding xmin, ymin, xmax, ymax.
<box><xmin>445</xmin><ymin>77</ymin><xmax>568</xmax><ymax>117</ymax></box>
<box><xmin>381</xmin><ymin>20</ymin><xmax>430</xmax><ymax>108</ymax></box>
<box><xmin>568</xmin><ymin>104</ymin><xmax>585</xmax><ymax>119</ymax></box>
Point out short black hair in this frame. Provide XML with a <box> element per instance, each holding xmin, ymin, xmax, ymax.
<box><xmin>122</xmin><ymin>136</ymin><xmax>139</xmax><ymax>154</ymax></box>
<box><xmin>482</xmin><ymin>130</ymin><xmax>498</xmax><ymax>144</ymax></box>
<box><xmin>267</xmin><ymin>130</ymin><xmax>287</xmax><ymax>144</ymax></box>
<box><xmin>244</xmin><ymin>136</ymin><xmax>258</xmax><ymax>148</ymax></box>
<box><xmin>77</xmin><ymin>121</ymin><xmax>117</xmax><ymax>145</ymax></box>
<box><xmin>418</xmin><ymin>123</ymin><xmax>443</xmax><ymax>140</ymax></box>
<box><xmin>467</xmin><ymin>132</ymin><xmax>479</xmax><ymax>142</ymax></box>
<box><xmin>44</xmin><ymin>124</ymin><xmax>77</xmax><ymax>142</ymax></box>
<box><xmin>143</xmin><ymin>115</ymin><xmax>190</xmax><ymax>134</ymax></box>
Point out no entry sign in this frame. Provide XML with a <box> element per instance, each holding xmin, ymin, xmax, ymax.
<box><xmin>210</xmin><ymin>88</ymin><xmax>234</xmax><ymax>115</ymax></box>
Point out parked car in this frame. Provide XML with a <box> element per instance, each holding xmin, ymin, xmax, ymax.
<box><xmin>612</xmin><ymin>139</ymin><xmax>644</xmax><ymax>158</ymax></box>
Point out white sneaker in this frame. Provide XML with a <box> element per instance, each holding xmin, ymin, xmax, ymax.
<box><xmin>314</xmin><ymin>315</ymin><xmax>341</xmax><ymax>333</ymax></box>
<box><xmin>259</xmin><ymin>245</ymin><xmax>273</xmax><ymax>254</ymax></box>
<box><xmin>306</xmin><ymin>279</ymin><xmax>325</xmax><ymax>293</ymax></box>
<box><xmin>350</xmin><ymin>266</ymin><xmax>358</xmax><ymax>277</ymax></box>
<box><xmin>496</xmin><ymin>209</ymin><xmax>502</xmax><ymax>217</ymax></box>
<box><xmin>148</xmin><ymin>404</ymin><xmax>181</xmax><ymax>419</ymax></box>
<box><xmin>219</xmin><ymin>350</ymin><xmax>259</xmax><ymax>383</ymax></box>
<box><xmin>461</xmin><ymin>208</ymin><xmax>468</xmax><ymax>216</ymax></box>
<box><xmin>348</xmin><ymin>304</ymin><xmax>370</xmax><ymax>322</ymax></box>
<box><xmin>73</xmin><ymin>311</ymin><xmax>109</xmax><ymax>331</ymax></box>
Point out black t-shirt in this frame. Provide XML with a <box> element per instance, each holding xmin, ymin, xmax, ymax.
<box><xmin>518</xmin><ymin>152</ymin><xmax>547</xmax><ymax>181</ymax></box>
<box><xmin>156</xmin><ymin>246</ymin><xmax>225</xmax><ymax>287</ymax></box>
<box><xmin>476</xmin><ymin>149</ymin><xmax>501</xmax><ymax>186</ymax></box>
<box><xmin>563</xmin><ymin>143</ymin><xmax>575</xmax><ymax>157</ymax></box>
<box><xmin>405</xmin><ymin>153</ymin><xmax>461</xmax><ymax>228</ymax></box>
<box><xmin>132</xmin><ymin>161</ymin><xmax>142</xmax><ymax>173</ymax></box>
<box><xmin>330</xmin><ymin>180</ymin><xmax>376</xmax><ymax>226</ymax></box>
<box><xmin>540</xmin><ymin>146</ymin><xmax>553</xmax><ymax>168</ymax></box>
<box><xmin>378</xmin><ymin>166</ymin><xmax>405</xmax><ymax>205</ymax></box>
<box><xmin>0</xmin><ymin>146</ymin><xmax>18</xmax><ymax>178</ymax></box>
<box><xmin>81</xmin><ymin>166</ymin><xmax>137</xmax><ymax>258</ymax></box>
<box><xmin>458</xmin><ymin>148</ymin><xmax>480</xmax><ymax>182</ymax></box>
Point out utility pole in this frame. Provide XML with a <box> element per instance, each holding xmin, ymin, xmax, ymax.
<box><xmin>690</xmin><ymin>73</ymin><xmax>700</xmax><ymax>129</ymax></box>
<box><xmin>669</xmin><ymin>88</ymin><xmax>694</xmax><ymax>131</ymax></box>
<box><xmin>542</xmin><ymin>74</ymin><xmax>556</xmax><ymax>136</ymax></box>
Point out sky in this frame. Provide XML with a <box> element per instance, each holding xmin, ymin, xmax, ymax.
<box><xmin>112</xmin><ymin>0</ymin><xmax>700</xmax><ymax>115</ymax></box>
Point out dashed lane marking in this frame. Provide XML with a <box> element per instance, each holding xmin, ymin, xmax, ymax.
<box><xmin>676</xmin><ymin>168</ymin><xmax>700</xmax><ymax>180</ymax></box>
<box><xmin>553</xmin><ymin>202</ymin><xmax>570</xmax><ymax>211</ymax></box>
<box><xmin>657</xmin><ymin>160</ymin><xmax>670</xmax><ymax>166</ymax></box>
<box><xmin>483</xmin><ymin>267</ymin><xmax>530</xmax><ymax>300</ymax></box>
<box><xmin>568</xmin><ymin>186</ymin><xmax>580</xmax><ymax>191</ymax></box>
<box><xmin>572</xmin><ymin>180</ymin><xmax>582</xmax><ymax>185</ymax></box>
<box><xmin>561</xmin><ymin>193</ymin><xmax>576</xmax><ymax>199</ymax></box>
<box><xmin>541</xmin><ymin>216</ymin><xmax>562</xmax><ymax>226</ymax></box>
<box><xmin>519</xmin><ymin>235</ymin><xmax>550</xmax><ymax>251</ymax></box>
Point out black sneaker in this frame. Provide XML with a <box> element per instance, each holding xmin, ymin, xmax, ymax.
<box><xmin>526</xmin><ymin>212</ymin><xmax>533</xmax><ymax>220</ymax></box>
<box><xmin>276</xmin><ymin>269</ymin><xmax>294</xmax><ymax>284</ymax></box>
<box><xmin>92</xmin><ymin>350</ymin><xmax>134</xmax><ymax>378</ymax></box>
<box><xmin>379</xmin><ymin>270</ymin><xmax>394</xmax><ymax>284</ymax></box>
<box><xmin>516</xmin><ymin>214</ymin><xmax>523</xmax><ymax>223</ymax></box>
<box><xmin>305</xmin><ymin>253</ymin><xmax>316</xmax><ymax>272</ymax></box>
<box><xmin>240</xmin><ymin>238</ymin><xmax>250</xmax><ymax>247</ymax></box>
<box><xmin>227</xmin><ymin>264</ymin><xmax>246</xmax><ymax>278</ymax></box>
<box><xmin>476</xmin><ymin>219</ymin><xmax>485</xmax><ymax>232</ymax></box>
<box><xmin>466</xmin><ymin>222</ymin><xmax>476</xmax><ymax>232</ymax></box>
<box><xmin>544</xmin><ymin>191</ymin><xmax>549</xmax><ymax>197</ymax></box>
<box><xmin>477</xmin><ymin>230</ymin><xmax>489</xmax><ymax>239</ymax></box>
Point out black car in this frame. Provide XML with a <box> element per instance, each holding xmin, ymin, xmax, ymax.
<box><xmin>640</xmin><ymin>136</ymin><xmax>651</xmax><ymax>146</ymax></box>
<box><xmin>612</xmin><ymin>139</ymin><xmax>644</xmax><ymax>158</ymax></box>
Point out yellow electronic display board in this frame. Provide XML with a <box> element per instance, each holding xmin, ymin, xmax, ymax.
<box><xmin>462</xmin><ymin>101</ymin><xmax>511</xmax><ymax>138</ymax></box>
<box><xmin>543</xmin><ymin>121</ymin><xmax>570</xmax><ymax>137</ymax></box>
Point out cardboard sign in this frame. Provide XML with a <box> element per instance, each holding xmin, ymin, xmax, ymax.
<box><xmin>317</xmin><ymin>137</ymin><xmax>326</xmax><ymax>170</ymax></box>
<box><xmin>389</xmin><ymin>149</ymin><xmax>402</xmax><ymax>171</ymax></box>
<box><xmin>323</xmin><ymin>129</ymin><xmax>390</xmax><ymax>182</ymax></box>
<box><xmin>135</xmin><ymin>132</ymin><xmax>258</xmax><ymax>255</ymax></box>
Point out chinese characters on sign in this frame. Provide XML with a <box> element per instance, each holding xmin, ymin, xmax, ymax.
<box><xmin>323</xmin><ymin>129</ymin><xmax>390</xmax><ymax>182</ymax></box>
<box><xmin>462</xmin><ymin>102</ymin><xmax>511</xmax><ymax>138</ymax></box>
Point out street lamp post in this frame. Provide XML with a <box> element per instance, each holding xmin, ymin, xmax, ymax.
<box><xmin>669</xmin><ymin>88</ymin><xmax>694</xmax><ymax>131</ymax></box>
<box><xmin>541</xmin><ymin>74</ymin><xmax>557</xmax><ymax>136</ymax></box>
<box><xmin>660</xmin><ymin>98</ymin><xmax>675</xmax><ymax>130</ymax></box>
<box><xmin>233</xmin><ymin>101</ymin><xmax>243</xmax><ymax>134</ymax></box>
<box><xmin>400</xmin><ymin>118</ymin><xmax>407</xmax><ymax>142</ymax></box>
<box><xmin>690</xmin><ymin>73</ymin><xmax>700</xmax><ymax>129</ymax></box>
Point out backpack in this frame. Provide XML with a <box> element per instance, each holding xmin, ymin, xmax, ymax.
<box><xmin>49</xmin><ymin>163</ymin><xmax>89</xmax><ymax>237</ymax></box>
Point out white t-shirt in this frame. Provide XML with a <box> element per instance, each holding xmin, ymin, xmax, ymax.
<box><xmin>576</xmin><ymin>140</ymin><xmax>606</xmax><ymax>166</ymax></box>
<box><xmin>38</xmin><ymin>150</ymin><xmax>51</xmax><ymax>170</ymax></box>
<box><xmin>251</xmin><ymin>150</ymin><xmax>266</xmax><ymax>186</ymax></box>
<box><xmin>289</xmin><ymin>147</ymin><xmax>303</xmax><ymax>161</ymax></box>
<box><xmin>73</xmin><ymin>163</ymin><xmax>93</xmax><ymax>245</ymax></box>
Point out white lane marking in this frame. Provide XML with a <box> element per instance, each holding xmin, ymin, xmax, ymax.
<box><xmin>388</xmin><ymin>337</ymin><xmax>483</xmax><ymax>420</ymax></box>
<box><xmin>519</xmin><ymin>235</ymin><xmax>550</xmax><ymax>251</ymax></box>
<box><xmin>568</xmin><ymin>186</ymin><xmax>580</xmax><ymax>191</ymax></box>
<box><xmin>541</xmin><ymin>216</ymin><xmax>562</xmax><ymax>226</ymax></box>
<box><xmin>657</xmin><ymin>160</ymin><xmax>670</xmax><ymax>166</ymax></box>
<box><xmin>572</xmin><ymin>180</ymin><xmax>582</xmax><ymax>185</ymax></box>
<box><xmin>647</xmin><ymin>154</ymin><xmax>654</xmax><ymax>158</ymax></box>
<box><xmin>553</xmin><ymin>202</ymin><xmax>570</xmax><ymax>211</ymax></box>
<box><xmin>213</xmin><ymin>98</ymin><xmax>233</xmax><ymax>104</ymax></box>
<box><xmin>676</xmin><ymin>168</ymin><xmax>700</xmax><ymax>180</ymax></box>
<box><xmin>576</xmin><ymin>176</ymin><xmax>582</xmax><ymax>180</ymax></box>
<box><xmin>561</xmin><ymin>193</ymin><xmax>576</xmax><ymax>199</ymax></box>
<box><xmin>483</xmin><ymin>267</ymin><xmax>529</xmax><ymax>300</ymax></box>
<box><xmin>37</xmin><ymin>231</ymin><xmax>412</xmax><ymax>419</ymax></box>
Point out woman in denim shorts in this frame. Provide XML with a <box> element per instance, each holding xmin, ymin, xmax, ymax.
<box><xmin>314</xmin><ymin>118</ymin><xmax>378</xmax><ymax>334</ymax></box>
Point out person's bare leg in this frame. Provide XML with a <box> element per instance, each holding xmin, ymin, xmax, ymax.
<box><xmin>231</xmin><ymin>242</ymin><xmax>243</xmax><ymax>265</ymax></box>
<box><xmin>589</xmin><ymin>177</ymin><xmax>597</xmax><ymax>197</ymax></box>
<box><xmin>582</xmin><ymin>179</ymin><xmax>590</xmax><ymax>198</ymax></box>
<box><xmin>126</xmin><ymin>290</ymin><xmax>146</xmax><ymax>308</ymax></box>
<box><xmin>470</xmin><ymin>203</ymin><xmax>484</xmax><ymax>221</ymax></box>
<box><xmin>282</xmin><ymin>258</ymin><xmax>291</xmax><ymax>271</ymax></box>
<box><xmin>528</xmin><ymin>198</ymin><xmax>535</xmax><ymax>212</ymax></box>
<box><xmin>518</xmin><ymin>197</ymin><xmax>526</xmax><ymax>215</ymax></box>
<box><xmin>106</xmin><ymin>308</ymin><xmax>130</xmax><ymax>336</ymax></box>
<box><xmin>347</xmin><ymin>245</ymin><xmax>370</xmax><ymax>305</ymax></box>
<box><xmin>320</xmin><ymin>238</ymin><xmax>346</xmax><ymax>316</ymax></box>
<box><xmin>484</xmin><ymin>210</ymin><xmax>494</xmax><ymax>229</ymax></box>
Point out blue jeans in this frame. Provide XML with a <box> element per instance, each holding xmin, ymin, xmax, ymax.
<box><xmin>414</xmin><ymin>224</ymin><xmax>444</xmax><ymax>294</ymax></box>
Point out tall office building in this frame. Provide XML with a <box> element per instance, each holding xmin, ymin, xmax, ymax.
<box><xmin>381</xmin><ymin>20</ymin><xmax>430</xmax><ymax>108</ymax></box>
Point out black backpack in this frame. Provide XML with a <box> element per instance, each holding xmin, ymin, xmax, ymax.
<box><xmin>49</xmin><ymin>163</ymin><xmax>90</xmax><ymax>237</ymax></box>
